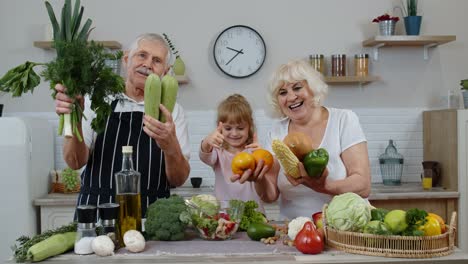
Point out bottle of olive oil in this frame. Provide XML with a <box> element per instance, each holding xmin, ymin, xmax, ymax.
<box><xmin>115</xmin><ymin>146</ymin><xmax>141</xmax><ymax>247</ymax></box>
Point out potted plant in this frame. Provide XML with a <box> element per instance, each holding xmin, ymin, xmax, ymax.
<box><xmin>399</xmin><ymin>0</ymin><xmax>422</xmax><ymax>35</ymax></box>
<box><xmin>372</xmin><ymin>13</ymin><xmax>399</xmax><ymax>36</ymax></box>
<box><xmin>461</xmin><ymin>79</ymin><xmax>468</xmax><ymax>108</ymax></box>
<box><xmin>163</xmin><ymin>33</ymin><xmax>185</xmax><ymax>76</ymax></box>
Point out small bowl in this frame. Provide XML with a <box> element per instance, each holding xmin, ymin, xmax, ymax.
<box><xmin>191</xmin><ymin>200</ymin><xmax>244</xmax><ymax>240</ymax></box>
<box><xmin>190</xmin><ymin>177</ymin><xmax>202</xmax><ymax>188</ymax></box>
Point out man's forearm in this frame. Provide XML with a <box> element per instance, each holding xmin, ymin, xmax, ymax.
<box><xmin>164</xmin><ymin>143</ymin><xmax>190</xmax><ymax>187</ymax></box>
<box><xmin>63</xmin><ymin>125</ymin><xmax>89</xmax><ymax>170</ymax></box>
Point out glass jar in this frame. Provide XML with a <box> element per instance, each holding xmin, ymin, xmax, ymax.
<box><xmin>309</xmin><ymin>54</ymin><xmax>325</xmax><ymax>75</ymax></box>
<box><xmin>354</xmin><ymin>54</ymin><xmax>369</xmax><ymax>76</ymax></box>
<box><xmin>98</xmin><ymin>203</ymin><xmax>120</xmax><ymax>248</ymax></box>
<box><xmin>379</xmin><ymin>139</ymin><xmax>404</xmax><ymax>186</ymax></box>
<box><xmin>75</xmin><ymin>205</ymin><xmax>97</xmax><ymax>255</ymax></box>
<box><xmin>331</xmin><ymin>54</ymin><xmax>346</xmax><ymax>76</ymax></box>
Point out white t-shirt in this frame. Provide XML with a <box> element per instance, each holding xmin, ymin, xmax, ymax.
<box><xmin>265</xmin><ymin>107</ymin><xmax>366</xmax><ymax>220</ymax></box>
<box><xmin>81</xmin><ymin>93</ymin><xmax>190</xmax><ymax>160</ymax></box>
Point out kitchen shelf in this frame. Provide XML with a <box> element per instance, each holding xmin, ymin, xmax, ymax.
<box><xmin>324</xmin><ymin>75</ymin><xmax>380</xmax><ymax>85</ymax></box>
<box><xmin>33</xmin><ymin>40</ymin><xmax>122</xmax><ymax>50</ymax></box>
<box><xmin>362</xmin><ymin>35</ymin><xmax>456</xmax><ymax>60</ymax></box>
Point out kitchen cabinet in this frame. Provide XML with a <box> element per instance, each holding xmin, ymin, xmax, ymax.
<box><xmin>362</xmin><ymin>35</ymin><xmax>456</xmax><ymax>60</ymax></box>
<box><xmin>423</xmin><ymin>109</ymin><xmax>468</xmax><ymax>251</ymax></box>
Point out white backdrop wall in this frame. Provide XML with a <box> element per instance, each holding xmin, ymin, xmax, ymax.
<box><xmin>1</xmin><ymin>0</ymin><xmax>468</xmax><ymax>113</ymax></box>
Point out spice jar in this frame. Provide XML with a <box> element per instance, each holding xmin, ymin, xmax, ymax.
<box><xmin>331</xmin><ymin>54</ymin><xmax>346</xmax><ymax>76</ymax></box>
<box><xmin>98</xmin><ymin>203</ymin><xmax>120</xmax><ymax>248</ymax></box>
<box><xmin>354</xmin><ymin>54</ymin><xmax>369</xmax><ymax>76</ymax></box>
<box><xmin>309</xmin><ymin>54</ymin><xmax>325</xmax><ymax>75</ymax></box>
<box><xmin>75</xmin><ymin>205</ymin><xmax>97</xmax><ymax>255</ymax></box>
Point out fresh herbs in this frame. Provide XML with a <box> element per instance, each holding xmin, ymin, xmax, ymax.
<box><xmin>0</xmin><ymin>0</ymin><xmax>124</xmax><ymax>139</ymax></box>
<box><xmin>12</xmin><ymin>222</ymin><xmax>77</xmax><ymax>262</ymax></box>
<box><xmin>401</xmin><ymin>208</ymin><xmax>427</xmax><ymax>236</ymax></box>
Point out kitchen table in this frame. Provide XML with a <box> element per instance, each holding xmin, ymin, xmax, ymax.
<box><xmin>6</xmin><ymin>232</ymin><xmax>468</xmax><ymax>263</ymax></box>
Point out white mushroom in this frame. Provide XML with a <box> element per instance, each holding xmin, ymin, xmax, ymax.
<box><xmin>123</xmin><ymin>230</ymin><xmax>146</xmax><ymax>253</ymax></box>
<box><xmin>91</xmin><ymin>235</ymin><xmax>115</xmax><ymax>256</ymax></box>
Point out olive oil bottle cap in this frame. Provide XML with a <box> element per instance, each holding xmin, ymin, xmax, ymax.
<box><xmin>122</xmin><ymin>146</ymin><xmax>133</xmax><ymax>154</ymax></box>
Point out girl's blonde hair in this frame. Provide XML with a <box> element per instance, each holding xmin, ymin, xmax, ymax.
<box><xmin>217</xmin><ymin>94</ymin><xmax>255</xmax><ymax>146</ymax></box>
<box><xmin>267</xmin><ymin>59</ymin><xmax>328</xmax><ymax>118</ymax></box>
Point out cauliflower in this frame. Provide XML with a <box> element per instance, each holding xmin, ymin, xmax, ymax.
<box><xmin>288</xmin><ymin>217</ymin><xmax>312</xmax><ymax>240</ymax></box>
<box><xmin>123</xmin><ymin>230</ymin><xmax>145</xmax><ymax>253</ymax></box>
<box><xmin>91</xmin><ymin>235</ymin><xmax>115</xmax><ymax>256</ymax></box>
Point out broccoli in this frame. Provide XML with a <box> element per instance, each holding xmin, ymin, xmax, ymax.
<box><xmin>144</xmin><ymin>195</ymin><xmax>190</xmax><ymax>241</ymax></box>
<box><xmin>239</xmin><ymin>200</ymin><xmax>268</xmax><ymax>231</ymax></box>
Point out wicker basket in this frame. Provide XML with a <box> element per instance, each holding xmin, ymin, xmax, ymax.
<box><xmin>323</xmin><ymin>204</ymin><xmax>457</xmax><ymax>258</ymax></box>
<box><xmin>50</xmin><ymin>170</ymin><xmax>80</xmax><ymax>194</ymax></box>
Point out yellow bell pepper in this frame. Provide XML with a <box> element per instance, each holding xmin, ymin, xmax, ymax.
<box><xmin>418</xmin><ymin>216</ymin><xmax>442</xmax><ymax>236</ymax></box>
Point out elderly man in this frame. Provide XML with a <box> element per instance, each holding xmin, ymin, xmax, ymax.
<box><xmin>54</xmin><ymin>33</ymin><xmax>190</xmax><ymax>218</ymax></box>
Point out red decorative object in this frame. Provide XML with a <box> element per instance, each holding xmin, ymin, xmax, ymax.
<box><xmin>372</xmin><ymin>13</ymin><xmax>399</xmax><ymax>23</ymax></box>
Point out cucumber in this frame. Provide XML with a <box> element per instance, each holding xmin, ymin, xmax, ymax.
<box><xmin>247</xmin><ymin>222</ymin><xmax>276</xmax><ymax>241</ymax></box>
<box><xmin>160</xmin><ymin>75</ymin><xmax>179</xmax><ymax>123</ymax></box>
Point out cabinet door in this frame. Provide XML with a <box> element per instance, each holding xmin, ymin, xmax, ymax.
<box><xmin>40</xmin><ymin>206</ymin><xmax>75</xmax><ymax>232</ymax></box>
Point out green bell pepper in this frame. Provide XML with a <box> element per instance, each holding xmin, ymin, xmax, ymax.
<box><xmin>303</xmin><ymin>148</ymin><xmax>329</xmax><ymax>178</ymax></box>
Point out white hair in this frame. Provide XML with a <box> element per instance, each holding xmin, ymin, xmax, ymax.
<box><xmin>127</xmin><ymin>33</ymin><xmax>172</xmax><ymax>67</ymax></box>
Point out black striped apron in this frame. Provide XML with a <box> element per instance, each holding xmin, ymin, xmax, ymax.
<box><xmin>76</xmin><ymin>100</ymin><xmax>170</xmax><ymax>218</ymax></box>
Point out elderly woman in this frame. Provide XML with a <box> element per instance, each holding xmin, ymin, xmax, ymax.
<box><xmin>236</xmin><ymin>59</ymin><xmax>371</xmax><ymax>220</ymax></box>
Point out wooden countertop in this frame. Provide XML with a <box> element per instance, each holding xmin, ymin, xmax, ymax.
<box><xmin>34</xmin><ymin>183</ymin><xmax>459</xmax><ymax>207</ymax></box>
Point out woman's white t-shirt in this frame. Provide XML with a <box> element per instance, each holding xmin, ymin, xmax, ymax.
<box><xmin>265</xmin><ymin>107</ymin><xmax>366</xmax><ymax>220</ymax></box>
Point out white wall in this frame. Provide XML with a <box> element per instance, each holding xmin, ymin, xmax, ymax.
<box><xmin>1</xmin><ymin>0</ymin><xmax>468</xmax><ymax>112</ymax></box>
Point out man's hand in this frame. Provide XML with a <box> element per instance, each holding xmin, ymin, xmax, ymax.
<box><xmin>143</xmin><ymin>104</ymin><xmax>178</xmax><ymax>154</ymax></box>
<box><xmin>55</xmin><ymin>83</ymin><xmax>84</xmax><ymax>115</ymax></box>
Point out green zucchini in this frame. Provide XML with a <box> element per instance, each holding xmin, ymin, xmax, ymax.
<box><xmin>159</xmin><ymin>75</ymin><xmax>179</xmax><ymax>123</ymax></box>
<box><xmin>27</xmin><ymin>231</ymin><xmax>76</xmax><ymax>262</ymax></box>
<box><xmin>247</xmin><ymin>222</ymin><xmax>276</xmax><ymax>241</ymax></box>
<box><xmin>144</xmin><ymin>73</ymin><xmax>161</xmax><ymax>119</ymax></box>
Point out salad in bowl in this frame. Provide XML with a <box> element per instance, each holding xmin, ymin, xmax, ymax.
<box><xmin>187</xmin><ymin>195</ymin><xmax>245</xmax><ymax>240</ymax></box>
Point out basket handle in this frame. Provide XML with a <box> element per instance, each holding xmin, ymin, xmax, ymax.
<box><xmin>448</xmin><ymin>211</ymin><xmax>457</xmax><ymax>247</ymax></box>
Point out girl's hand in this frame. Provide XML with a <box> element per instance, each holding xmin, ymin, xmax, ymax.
<box><xmin>230</xmin><ymin>159</ymin><xmax>270</xmax><ymax>184</ymax></box>
<box><xmin>285</xmin><ymin>162</ymin><xmax>330</xmax><ymax>193</ymax></box>
<box><xmin>245</xmin><ymin>133</ymin><xmax>261</xmax><ymax>150</ymax></box>
<box><xmin>201</xmin><ymin>122</ymin><xmax>224</xmax><ymax>152</ymax></box>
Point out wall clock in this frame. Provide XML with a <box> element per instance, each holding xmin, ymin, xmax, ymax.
<box><xmin>213</xmin><ymin>25</ymin><xmax>266</xmax><ymax>78</ymax></box>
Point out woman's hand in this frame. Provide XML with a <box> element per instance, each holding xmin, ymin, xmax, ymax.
<box><xmin>285</xmin><ymin>162</ymin><xmax>330</xmax><ymax>194</ymax></box>
<box><xmin>143</xmin><ymin>104</ymin><xmax>178</xmax><ymax>155</ymax></box>
<box><xmin>54</xmin><ymin>83</ymin><xmax>84</xmax><ymax>114</ymax></box>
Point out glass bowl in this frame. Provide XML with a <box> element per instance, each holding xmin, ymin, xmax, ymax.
<box><xmin>190</xmin><ymin>200</ymin><xmax>244</xmax><ymax>240</ymax></box>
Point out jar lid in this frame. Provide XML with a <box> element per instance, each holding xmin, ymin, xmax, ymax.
<box><xmin>355</xmin><ymin>54</ymin><xmax>369</xmax><ymax>58</ymax></box>
<box><xmin>122</xmin><ymin>145</ymin><xmax>133</xmax><ymax>153</ymax></box>
<box><xmin>309</xmin><ymin>54</ymin><xmax>324</xmax><ymax>59</ymax></box>
<box><xmin>76</xmin><ymin>205</ymin><xmax>97</xmax><ymax>224</ymax></box>
<box><xmin>98</xmin><ymin>203</ymin><xmax>120</xmax><ymax>220</ymax></box>
<box><xmin>331</xmin><ymin>54</ymin><xmax>346</xmax><ymax>58</ymax></box>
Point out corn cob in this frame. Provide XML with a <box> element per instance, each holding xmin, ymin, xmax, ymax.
<box><xmin>160</xmin><ymin>75</ymin><xmax>179</xmax><ymax>123</ymax></box>
<box><xmin>144</xmin><ymin>73</ymin><xmax>162</xmax><ymax>119</ymax></box>
<box><xmin>272</xmin><ymin>139</ymin><xmax>301</xmax><ymax>178</ymax></box>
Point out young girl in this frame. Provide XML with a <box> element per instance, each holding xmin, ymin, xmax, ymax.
<box><xmin>199</xmin><ymin>94</ymin><xmax>266</xmax><ymax>213</ymax></box>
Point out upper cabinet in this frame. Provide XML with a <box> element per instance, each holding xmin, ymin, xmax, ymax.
<box><xmin>362</xmin><ymin>35</ymin><xmax>456</xmax><ymax>60</ymax></box>
<box><xmin>33</xmin><ymin>40</ymin><xmax>122</xmax><ymax>50</ymax></box>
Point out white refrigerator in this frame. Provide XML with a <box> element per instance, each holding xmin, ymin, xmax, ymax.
<box><xmin>0</xmin><ymin>117</ymin><xmax>54</xmax><ymax>261</ymax></box>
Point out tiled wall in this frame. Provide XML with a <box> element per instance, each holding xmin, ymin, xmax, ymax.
<box><xmin>7</xmin><ymin>108</ymin><xmax>425</xmax><ymax>187</ymax></box>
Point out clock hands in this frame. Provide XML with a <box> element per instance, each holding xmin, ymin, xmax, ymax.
<box><xmin>225</xmin><ymin>48</ymin><xmax>243</xmax><ymax>66</ymax></box>
<box><xmin>226</xmin><ymin>47</ymin><xmax>244</xmax><ymax>54</ymax></box>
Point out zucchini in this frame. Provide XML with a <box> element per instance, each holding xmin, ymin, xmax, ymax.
<box><xmin>27</xmin><ymin>232</ymin><xmax>76</xmax><ymax>262</ymax></box>
<box><xmin>159</xmin><ymin>75</ymin><xmax>179</xmax><ymax>123</ymax></box>
<box><xmin>247</xmin><ymin>222</ymin><xmax>276</xmax><ymax>241</ymax></box>
<box><xmin>144</xmin><ymin>73</ymin><xmax>161</xmax><ymax>119</ymax></box>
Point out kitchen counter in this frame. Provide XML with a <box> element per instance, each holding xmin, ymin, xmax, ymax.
<box><xmin>7</xmin><ymin>232</ymin><xmax>468</xmax><ymax>263</ymax></box>
<box><xmin>33</xmin><ymin>183</ymin><xmax>459</xmax><ymax>207</ymax></box>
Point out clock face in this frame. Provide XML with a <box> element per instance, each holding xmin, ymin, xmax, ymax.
<box><xmin>213</xmin><ymin>25</ymin><xmax>266</xmax><ymax>78</ymax></box>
